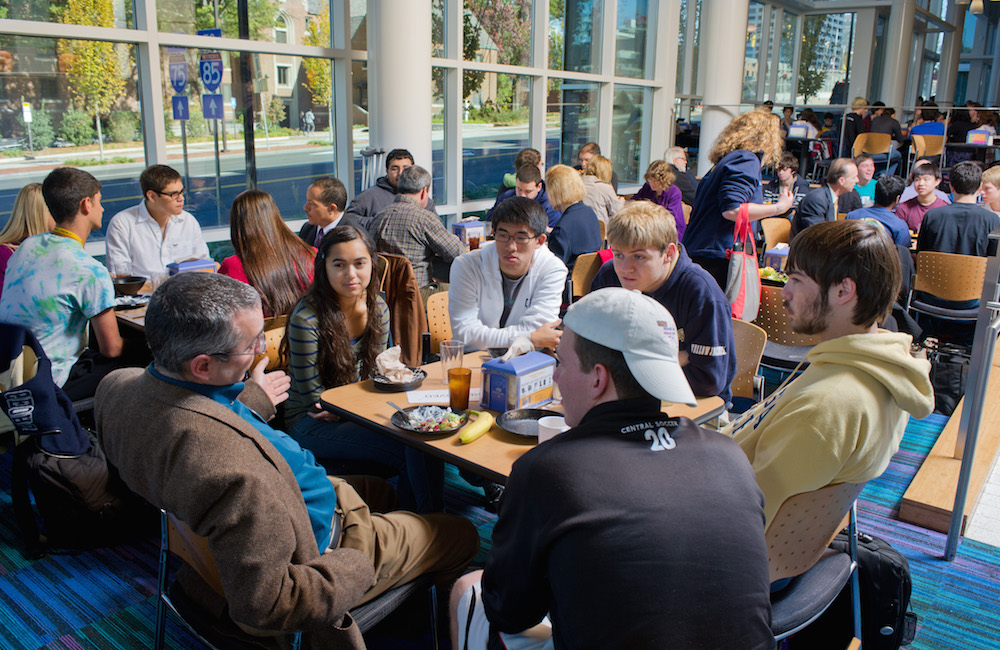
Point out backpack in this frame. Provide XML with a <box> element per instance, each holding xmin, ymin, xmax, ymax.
<box><xmin>1</xmin><ymin>323</ymin><xmax>150</xmax><ymax>557</ymax></box>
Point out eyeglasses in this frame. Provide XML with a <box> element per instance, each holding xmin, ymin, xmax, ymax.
<box><xmin>156</xmin><ymin>188</ymin><xmax>185</xmax><ymax>199</ymax></box>
<box><xmin>209</xmin><ymin>331</ymin><xmax>267</xmax><ymax>359</ymax></box>
<box><xmin>493</xmin><ymin>231</ymin><xmax>538</xmax><ymax>245</ymax></box>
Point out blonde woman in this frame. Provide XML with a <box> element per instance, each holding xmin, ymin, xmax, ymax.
<box><xmin>683</xmin><ymin>110</ymin><xmax>793</xmax><ymax>288</ymax></box>
<box><xmin>630</xmin><ymin>160</ymin><xmax>686</xmax><ymax>239</ymax></box>
<box><xmin>0</xmin><ymin>183</ymin><xmax>53</xmax><ymax>302</ymax></box>
<box><xmin>982</xmin><ymin>165</ymin><xmax>1000</xmax><ymax>217</ymax></box>
<box><xmin>581</xmin><ymin>154</ymin><xmax>622</xmax><ymax>226</ymax></box>
<box><xmin>546</xmin><ymin>164</ymin><xmax>602</xmax><ymax>268</ymax></box>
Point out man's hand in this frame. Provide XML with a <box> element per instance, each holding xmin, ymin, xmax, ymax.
<box><xmin>251</xmin><ymin>358</ymin><xmax>290</xmax><ymax>407</ymax></box>
<box><xmin>530</xmin><ymin>320</ymin><xmax>562</xmax><ymax>349</ymax></box>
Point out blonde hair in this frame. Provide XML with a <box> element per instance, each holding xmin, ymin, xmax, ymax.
<box><xmin>851</xmin><ymin>97</ymin><xmax>869</xmax><ymax>110</ymax></box>
<box><xmin>0</xmin><ymin>183</ymin><xmax>51</xmax><ymax>246</ymax></box>
<box><xmin>546</xmin><ymin>164</ymin><xmax>586</xmax><ymax>209</ymax></box>
<box><xmin>607</xmin><ymin>201</ymin><xmax>677</xmax><ymax>251</ymax></box>
<box><xmin>982</xmin><ymin>165</ymin><xmax>1000</xmax><ymax>189</ymax></box>
<box><xmin>583</xmin><ymin>154</ymin><xmax>613</xmax><ymax>183</ymax></box>
<box><xmin>644</xmin><ymin>160</ymin><xmax>676</xmax><ymax>187</ymax></box>
<box><xmin>708</xmin><ymin>111</ymin><xmax>784</xmax><ymax>168</ymax></box>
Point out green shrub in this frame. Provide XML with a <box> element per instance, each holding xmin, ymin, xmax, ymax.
<box><xmin>185</xmin><ymin>106</ymin><xmax>209</xmax><ymax>138</ymax></box>
<box><xmin>108</xmin><ymin>111</ymin><xmax>139</xmax><ymax>143</ymax></box>
<box><xmin>1</xmin><ymin>148</ymin><xmax>25</xmax><ymax>157</ymax></box>
<box><xmin>59</xmin><ymin>110</ymin><xmax>96</xmax><ymax>145</ymax></box>
<box><xmin>16</xmin><ymin>105</ymin><xmax>55</xmax><ymax>149</ymax></box>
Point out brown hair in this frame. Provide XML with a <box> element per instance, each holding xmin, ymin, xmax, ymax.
<box><xmin>229</xmin><ymin>190</ymin><xmax>316</xmax><ymax>317</ymax></box>
<box><xmin>777</xmin><ymin>152</ymin><xmax>800</xmax><ymax>172</ymax></box>
<box><xmin>787</xmin><ymin>220</ymin><xmax>900</xmax><ymax>328</ymax></box>
<box><xmin>643</xmin><ymin>160</ymin><xmax>676</xmax><ymax>187</ymax></box>
<box><xmin>583</xmin><ymin>154</ymin><xmax>613</xmax><ymax>182</ymax></box>
<box><xmin>287</xmin><ymin>225</ymin><xmax>384</xmax><ymax>388</ymax></box>
<box><xmin>0</xmin><ymin>183</ymin><xmax>50</xmax><ymax>246</ymax></box>
<box><xmin>708</xmin><ymin>111</ymin><xmax>784</xmax><ymax>167</ymax></box>
<box><xmin>140</xmin><ymin>164</ymin><xmax>182</xmax><ymax>195</ymax></box>
<box><xmin>514</xmin><ymin>147</ymin><xmax>542</xmax><ymax>170</ymax></box>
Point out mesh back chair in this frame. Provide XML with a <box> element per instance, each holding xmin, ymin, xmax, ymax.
<box><xmin>156</xmin><ymin>510</ymin><xmax>438</xmax><ymax>650</ymax></box>
<box><xmin>767</xmin><ymin>482</ymin><xmax>866</xmax><ymax>642</ymax></box>
<box><xmin>754</xmin><ymin>284</ymin><xmax>821</xmax><ymax>372</ymax></box>
<box><xmin>852</xmin><ymin>133</ymin><xmax>893</xmax><ymax>176</ymax></box>
<box><xmin>730</xmin><ymin>318</ymin><xmax>767</xmax><ymax>404</ymax></box>
<box><xmin>256</xmin><ymin>315</ymin><xmax>288</xmax><ymax>372</ymax></box>
<box><xmin>568</xmin><ymin>251</ymin><xmax>604</xmax><ymax>302</ymax></box>
<box><xmin>908</xmin><ymin>134</ymin><xmax>944</xmax><ymax>175</ymax></box>
<box><xmin>906</xmin><ymin>251</ymin><xmax>987</xmax><ymax>323</ymax></box>
<box><xmin>759</xmin><ymin>217</ymin><xmax>791</xmax><ymax>252</ymax></box>
<box><xmin>426</xmin><ymin>291</ymin><xmax>453</xmax><ymax>354</ymax></box>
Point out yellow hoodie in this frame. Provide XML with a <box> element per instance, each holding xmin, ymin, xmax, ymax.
<box><xmin>725</xmin><ymin>331</ymin><xmax>933</xmax><ymax>527</ymax></box>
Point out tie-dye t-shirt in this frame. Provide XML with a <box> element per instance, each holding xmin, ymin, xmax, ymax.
<box><xmin>0</xmin><ymin>233</ymin><xmax>115</xmax><ymax>386</ymax></box>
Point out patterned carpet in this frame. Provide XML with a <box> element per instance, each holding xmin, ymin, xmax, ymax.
<box><xmin>0</xmin><ymin>413</ymin><xmax>998</xmax><ymax>649</ymax></box>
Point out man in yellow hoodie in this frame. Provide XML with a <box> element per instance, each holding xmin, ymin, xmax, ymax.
<box><xmin>725</xmin><ymin>220</ymin><xmax>934</xmax><ymax>526</ymax></box>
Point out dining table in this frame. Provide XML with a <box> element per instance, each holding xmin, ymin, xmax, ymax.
<box><xmin>319</xmin><ymin>356</ymin><xmax>727</xmax><ymax>485</ymax></box>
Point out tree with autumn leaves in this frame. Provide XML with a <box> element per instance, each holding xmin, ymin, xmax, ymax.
<box><xmin>57</xmin><ymin>0</ymin><xmax>132</xmax><ymax>161</ymax></box>
<box><xmin>302</xmin><ymin>4</ymin><xmax>333</xmax><ymax>141</ymax></box>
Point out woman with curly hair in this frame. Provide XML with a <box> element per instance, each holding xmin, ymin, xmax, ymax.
<box><xmin>683</xmin><ymin>110</ymin><xmax>794</xmax><ymax>288</ymax></box>
<box><xmin>219</xmin><ymin>190</ymin><xmax>315</xmax><ymax>316</ymax></box>
<box><xmin>283</xmin><ymin>225</ymin><xmax>442</xmax><ymax>512</ymax></box>
<box><xmin>0</xmin><ymin>183</ymin><xmax>53</xmax><ymax>303</ymax></box>
<box><xmin>629</xmin><ymin>159</ymin><xmax>686</xmax><ymax>240</ymax></box>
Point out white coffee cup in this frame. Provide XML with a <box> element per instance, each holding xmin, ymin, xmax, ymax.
<box><xmin>537</xmin><ymin>416</ymin><xmax>569</xmax><ymax>443</ymax></box>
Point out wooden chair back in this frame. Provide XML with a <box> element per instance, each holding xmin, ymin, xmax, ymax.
<box><xmin>681</xmin><ymin>202</ymin><xmax>692</xmax><ymax>224</ymax></box>
<box><xmin>766</xmin><ymin>482</ymin><xmax>866</xmax><ymax>583</ymax></box>
<box><xmin>375</xmin><ymin>254</ymin><xmax>390</xmax><ymax>292</ymax></box>
<box><xmin>426</xmin><ymin>291</ymin><xmax>452</xmax><ymax>352</ymax></box>
<box><xmin>166</xmin><ymin>512</ymin><xmax>225</xmax><ymax>598</ymax></box>
<box><xmin>599</xmin><ymin>220</ymin><xmax>607</xmax><ymax>247</ymax></box>
<box><xmin>850</xmin><ymin>133</ymin><xmax>869</xmax><ymax>158</ymax></box>
<box><xmin>571</xmin><ymin>252</ymin><xmax>604</xmax><ymax>300</ymax></box>
<box><xmin>913</xmin><ymin>251</ymin><xmax>987</xmax><ymax>303</ymax></box>
<box><xmin>911</xmin><ymin>134</ymin><xmax>944</xmax><ymax>158</ymax></box>
<box><xmin>759</xmin><ymin>217</ymin><xmax>790</xmax><ymax>251</ymax></box>
<box><xmin>859</xmin><ymin>132</ymin><xmax>892</xmax><ymax>156</ymax></box>
<box><xmin>256</xmin><ymin>314</ymin><xmax>288</xmax><ymax>372</ymax></box>
<box><xmin>730</xmin><ymin>318</ymin><xmax>767</xmax><ymax>400</ymax></box>
<box><xmin>754</xmin><ymin>284</ymin><xmax>822</xmax><ymax>347</ymax></box>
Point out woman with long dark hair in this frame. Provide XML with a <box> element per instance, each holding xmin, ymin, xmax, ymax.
<box><xmin>282</xmin><ymin>225</ymin><xmax>442</xmax><ymax>512</ymax></box>
<box><xmin>219</xmin><ymin>190</ymin><xmax>315</xmax><ymax>316</ymax></box>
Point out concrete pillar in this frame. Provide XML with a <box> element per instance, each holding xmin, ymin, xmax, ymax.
<box><xmin>937</xmin><ymin>5</ymin><xmax>965</xmax><ymax>106</ymax></box>
<box><xmin>367</xmin><ymin>0</ymin><xmax>433</xmax><ymax>171</ymax></box>
<box><xmin>696</xmin><ymin>0</ymin><xmax>750</xmax><ymax>174</ymax></box>
<box><xmin>880</xmin><ymin>0</ymin><xmax>916</xmax><ymax>110</ymax></box>
<box><xmin>849</xmin><ymin>9</ymin><xmax>877</xmax><ymax>104</ymax></box>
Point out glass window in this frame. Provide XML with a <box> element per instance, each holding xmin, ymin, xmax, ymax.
<box><xmin>676</xmin><ymin>0</ymin><xmax>687</xmax><ymax>93</ymax></box>
<box><xmin>615</xmin><ymin>0</ymin><xmax>649</xmax><ymax>78</ymax></box>
<box><xmin>351</xmin><ymin>60</ymin><xmax>369</xmax><ymax>194</ymax></box>
<box><xmin>797</xmin><ymin>13</ymin><xmax>856</xmax><ymax>105</ymax></box>
<box><xmin>154</xmin><ymin>0</ymin><xmax>322</xmax><ymax>46</ymax></box>
<box><xmin>962</xmin><ymin>11</ymin><xmax>977</xmax><ymax>55</ymax></box>
<box><xmin>432</xmin><ymin>0</ymin><xmax>445</xmax><ymax>58</ymax></box>
<box><xmin>5</xmin><ymin>0</ymin><xmax>133</xmax><ymax>29</ymax></box>
<box><xmin>775</xmin><ymin>11</ymin><xmax>797</xmax><ymax>105</ymax></box>
<box><xmin>432</xmin><ymin>66</ymin><xmax>446</xmax><ymax>203</ymax></box>
<box><xmin>465</xmin><ymin>0</ymin><xmax>533</xmax><ymax>68</ymax></box>
<box><xmin>548</xmin><ymin>79</ymin><xmax>599</xmax><ymax>168</ymax></box>
<box><xmin>276</xmin><ymin>64</ymin><xmax>290</xmax><ymax>86</ymax></box>
<box><xmin>0</xmin><ymin>35</ymin><xmax>142</xmax><ymax>233</ymax></box>
<box><xmin>351</xmin><ymin>2</ymin><xmax>367</xmax><ymax>51</ymax></box>
<box><xmin>462</xmin><ymin>73</ymin><xmax>530</xmax><ymax>201</ymax></box>
<box><xmin>743</xmin><ymin>1</ymin><xmax>764</xmax><ymax>103</ymax></box>
<box><xmin>611</xmin><ymin>85</ymin><xmax>647</xmax><ymax>184</ymax></box>
<box><xmin>550</xmin><ymin>0</ymin><xmax>602</xmax><ymax>73</ymax></box>
<box><xmin>275</xmin><ymin>14</ymin><xmax>289</xmax><ymax>44</ymax></box>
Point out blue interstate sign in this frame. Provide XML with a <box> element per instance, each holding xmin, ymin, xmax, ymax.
<box><xmin>171</xmin><ymin>95</ymin><xmax>189</xmax><ymax>121</ymax></box>
<box><xmin>202</xmin><ymin>94</ymin><xmax>224</xmax><ymax>120</ymax></box>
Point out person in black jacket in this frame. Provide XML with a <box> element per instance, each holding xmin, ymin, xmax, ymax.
<box><xmin>791</xmin><ymin>157</ymin><xmax>859</xmax><ymax>240</ymax></box>
<box><xmin>665</xmin><ymin>145</ymin><xmax>700</xmax><ymax>205</ymax></box>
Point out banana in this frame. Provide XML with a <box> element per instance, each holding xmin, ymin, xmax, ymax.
<box><xmin>459</xmin><ymin>410</ymin><xmax>495</xmax><ymax>444</ymax></box>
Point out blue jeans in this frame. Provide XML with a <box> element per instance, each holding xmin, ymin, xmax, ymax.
<box><xmin>870</xmin><ymin>149</ymin><xmax>902</xmax><ymax>176</ymax></box>
<box><xmin>289</xmin><ymin>416</ymin><xmax>444</xmax><ymax>513</ymax></box>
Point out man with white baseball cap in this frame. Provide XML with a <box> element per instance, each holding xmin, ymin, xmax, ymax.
<box><xmin>449</xmin><ymin>288</ymin><xmax>774</xmax><ymax>650</ymax></box>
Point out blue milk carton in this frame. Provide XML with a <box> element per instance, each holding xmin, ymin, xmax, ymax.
<box><xmin>481</xmin><ymin>351</ymin><xmax>556</xmax><ymax>412</ymax></box>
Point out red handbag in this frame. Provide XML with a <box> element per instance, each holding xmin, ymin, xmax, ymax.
<box><xmin>724</xmin><ymin>203</ymin><xmax>761</xmax><ymax>321</ymax></box>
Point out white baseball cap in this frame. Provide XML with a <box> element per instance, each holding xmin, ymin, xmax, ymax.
<box><xmin>563</xmin><ymin>288</ymin><xmax>697</xmax><ymax>406</ymax></box>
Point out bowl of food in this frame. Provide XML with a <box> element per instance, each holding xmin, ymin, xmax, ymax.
<box><xmin>372</xmin><ymin>368</ymin><xmax>427</xmax><ymax>392</ymax></box>
<box><xmin>112</xmin><ymin>275</ymin><xmax>147</xmax><ymax>296</ymax></box>
<box><xmin>391</xmin><ymin>405</ymin><xmax>468</xmax><ymax>434</ymax></box>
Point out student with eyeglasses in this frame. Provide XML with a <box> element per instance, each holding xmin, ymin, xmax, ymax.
<box><xmin>105</xmin><ymin>164</ymin><xmax>211</xmax><ymax>279</ymax></box>
<box><xmin>448</xmin><ymin>197</ymin><xmax>568</xmax><ymax>353</ymax></box>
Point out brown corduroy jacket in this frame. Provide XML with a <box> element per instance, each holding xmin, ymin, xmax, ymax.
<box><xmin>95</xmin><ymin>367</ymin><xmax>373</xmax><ymax>649</ymax></box>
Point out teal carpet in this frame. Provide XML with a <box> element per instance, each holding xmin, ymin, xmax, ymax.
<box><xmin>1</xmin><ymin>412</ymin><xmax>999</xmax><ymax>648</ymax></box>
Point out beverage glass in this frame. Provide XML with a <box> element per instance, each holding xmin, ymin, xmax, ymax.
<box><xmin>440</xmin><ymin>339</ymin><xmax>464</xmax><ymax>382</ymax></box>
<box><xmin>468</xmin><ymin>235</ymin><xmax>480</xmax><ymax>250</ymax></box>
<box><xmin>448</xmin><ymin>368</ymin><xmax>472</xmax><ymax>410</ymax></box>
<box><xmin>110</xmin><ymin>261</ymin><xmax>131</xmax><ymax>279</ymax></box>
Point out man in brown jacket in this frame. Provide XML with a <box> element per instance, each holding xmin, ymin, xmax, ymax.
<box><xmin>95</xmin><ymin>272</ymin><xmax>478</xmax><ymax>648</ymax></box>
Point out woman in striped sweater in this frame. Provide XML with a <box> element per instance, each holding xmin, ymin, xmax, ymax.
<box><xmin>282</xmin><ymin>225</ymin><xmax>442</xmax><ymax>512</ymax></box>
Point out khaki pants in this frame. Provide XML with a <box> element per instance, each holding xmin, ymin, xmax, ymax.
<box><xmin>331</xmin><ymin>476</ymin><xmax>480</xmax><ymax>605</ymax></box>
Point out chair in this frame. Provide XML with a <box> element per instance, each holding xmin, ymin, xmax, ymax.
<box><xmin>257</xmin><ymin>314</ymin><xmax>288</xmax><ymax>372</ymax></box>
<box><xmin>569</xmin><ymin>251</ymin><xmax>604</xmax><ymax>302</ymax></box>
<box><xmin>754</xmin><ymin>284</ymin><xmax>821</xmax><ymax>372</ymax></box>
<box><xmin>759</xmin><ymin>217</ymin><xmax>790</xmax><ymax>252</ymax></box>
<box><xmin>909</xmin><ymin>134</ymin><xmax>945</xmax><ymax>174</ymax></box>
<box><xmin>768</xmin><ymin>482</ymin><xmax>866</xmax><ymax>643</ymax></box>
<box><xmin>906</xmin><ymin>251</ymin><xmax>987</xmax><ymax>323</ymax></box>
<box><xmin>426</xmin><ymin>291</ymin><xmax>452</xmax><ymax>354</ymax></box>
<box><xmin>681</xmin><ymin>202</ymin><xmax>692</xmax><ymax>224</ymax></box>
<box><xmin>156</xmin><ymin>510</ymin><xmax>438</xmax><ymax>650</ymax></box>
<box><xmin>598</xmin><ymin>220</ymin><xmax>607</xmax><ymax>247</ymax></box>
<box><xmin>730</xmin><ymin>318</ymin><xmax>767</xmax><ymax>403</ymax></box>
<box><xmin>851</xmin><ymin>132</ymin><xmax>893</xmax><ymax>175</ymax></box>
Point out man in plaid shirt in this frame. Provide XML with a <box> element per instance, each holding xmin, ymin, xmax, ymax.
<box><xmin>369</xmin><ymin>165</ymin><xmax>466</xmax><ymax>288</ymax></box>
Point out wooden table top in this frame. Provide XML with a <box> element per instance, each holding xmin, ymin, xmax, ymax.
<box><xmin>115</xmin><ymin>304</ymin><xmax>148</xmax><ymax>331</ymax></box>
<box><xmin>319</xmin><ymin>355</ymin><xmax>726</xmax><ymax>484</ymax></box>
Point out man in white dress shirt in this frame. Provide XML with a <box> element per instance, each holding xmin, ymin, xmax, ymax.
<box><xmin>105</xmin><ymin>165</ymin><xmax>210</xmax><ymax>278</ymax></box>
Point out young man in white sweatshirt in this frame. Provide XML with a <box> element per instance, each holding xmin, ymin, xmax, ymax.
<box><xmin>725</xmin><ymin>219</ymin><xmax>934</xmax><ymax>526</ymax></box>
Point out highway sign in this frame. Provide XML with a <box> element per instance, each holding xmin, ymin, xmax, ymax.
<box><xmin>196</xmin><ymin>28</ymin><xmax>222</xmax><ymax>38</ymax></box>
<box><xmin>202</xmin><ymin>94</ymin><xmax>224</xmax><ymax>120</ymax></box>
<box><xmin>168</xmin><ymin>53</ymin><xmax>187</xmax><ymax>94</ymax></box>
<box><xmin>171</xmin><ymin>96</ymin><xmax>189</xmax><ymax>121</ymax></box>
<box><xmin>199</xmin><ymin>52</ymin><xmax>223</xmax><ymax>93</ymax></box>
